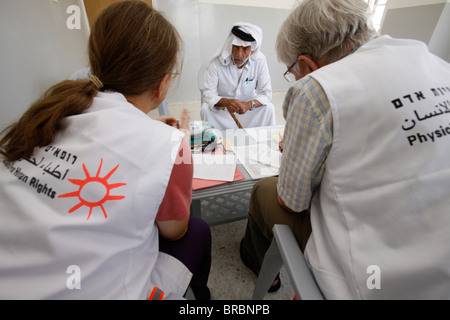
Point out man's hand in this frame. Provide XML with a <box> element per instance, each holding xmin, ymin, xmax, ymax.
<box><xmin>277</xmin><ymin>192</ymin><xmax>295</xmax><ymax>213</ymax></box>
<box><xmin>217</xmin><ymin>98</ymin><xmax>248</xmax><ymax>114</ymax></box>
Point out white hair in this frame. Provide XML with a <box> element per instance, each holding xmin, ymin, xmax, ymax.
<box><xmin>276</xmin><ymin>0</ymin><xmax>379</xmax><ymax>68</ymax></box>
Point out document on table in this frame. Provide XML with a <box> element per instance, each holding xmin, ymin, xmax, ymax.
<box><xmin>244</xmin><ymin>126</ymin><xmax>284</xmax><ymax>144</ymax></box>
<box><xmin>192</xmin><ymin>154</ymin><xmax>237</xmax><ymax>181</ymax></box>
<box><xmin>232</xmin><ymin>144</ymin><xmax>281</xmax><ymax>180</ymax></box>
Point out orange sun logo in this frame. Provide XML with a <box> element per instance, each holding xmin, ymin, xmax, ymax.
<box><xmin>59</xmin><ymin>158</ymin><xmax>126</xmax><ymax>220</ymax></box>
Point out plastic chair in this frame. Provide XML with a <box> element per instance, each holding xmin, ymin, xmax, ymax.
<box><xmin>165</xmin><ymin>286</ymin><xmax>195</xmax><ymax>300</ymax></box>
<box><xmin>198</xmin><ymin>63</ymin><xmax>209</xmax><ymax>105</ymax></box>
<box><xmin>252</xmin><ymin>224</ymin><xmax>324</xmax><ymax>300</ymax></box>
<box><xmin>157</xmin><ymin>100</ymin><xmax>170</xmax><ymax>116</ymax></box>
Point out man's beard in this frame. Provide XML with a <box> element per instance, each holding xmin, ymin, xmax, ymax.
<box><xmin>232</xmin><ymin>56</ymin><xmax>249</xmax><ymax>68</ymax></box>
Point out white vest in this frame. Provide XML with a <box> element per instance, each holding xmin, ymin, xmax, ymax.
<box><xmin>0</xmin><ymin>92</ymin><xmax>191</xmax><ymax>299</ymax></box>
<box><xmin>307</xmin><ymin>36</ymin><xmax>450</xmax><ymax>299</ymax></box>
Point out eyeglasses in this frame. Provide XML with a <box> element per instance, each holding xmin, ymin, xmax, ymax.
<box><xmin>283</xmin><ymin>61</ymin><xmax>298</xmax><ymax>82</ymax></box>
<box><xmin>169</xmin><ymin>72</ymin><xmax>180</xmax><ymax>80</ymax></box>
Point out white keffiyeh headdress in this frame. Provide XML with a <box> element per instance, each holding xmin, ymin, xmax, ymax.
<box><xmin>214</xmin><ymin>22</ymin><xmax>263</xmax><ymax>66</ymax></box>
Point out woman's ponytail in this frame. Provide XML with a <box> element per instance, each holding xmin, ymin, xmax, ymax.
<box><xmin>1</xmin><ymin>1</ymin><xmax>181</xmax><ymax>162</ymax></box>
<box><xmin>0</xmin><ymin>80</ymin><xmax>98</xmax><ymax>162</ymax></box>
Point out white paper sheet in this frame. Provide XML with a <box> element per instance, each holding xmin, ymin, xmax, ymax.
<box><xmin>232</xmin><ymin>144</ymin><xmax>281</xmax><ymax>179</ymax></box>
<box><xmin>244</xmin><ymin>126</ymin><xmax>284</xmax><ymax>143</ymax></box>
<box><xmin>192</xmin><ymin>154</ymin><xmax>237</xmax><ymax>181</ymax></box>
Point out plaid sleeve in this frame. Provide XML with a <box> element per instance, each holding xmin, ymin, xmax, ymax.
<box><xmin>277</xmin><ymin>76</ymin><xmax>333</xmax><ymax>212</ymax></box>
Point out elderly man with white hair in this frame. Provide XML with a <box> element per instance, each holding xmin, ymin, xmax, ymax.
<box><xmin>240</xmin><ymin>0</ymin><xmax>450</xmax><ymax>298</ymax></box>
<box><xmin>200</xmin><ymin>23</ymin><xmax>276</xmax><ymax>130</ymax></box>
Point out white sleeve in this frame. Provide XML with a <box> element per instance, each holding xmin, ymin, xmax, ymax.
<box><xmin>253</xmin><ymin>57</ymin><xmax>272</xmax><ymax>106</ymax></box>
<box><xmin>202</xmin><ymin>61</ymin><xmax>222</xmax><ymax>111</ymax></box>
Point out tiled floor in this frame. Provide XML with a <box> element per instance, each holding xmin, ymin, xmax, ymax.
<box><xmin>208</xmin><ymin>219</ymin><xmax>294</xmax><ymax>300</ymax></box>
<box><xmin>149</xmin><ymin>92</ymin><xmax>291</xmax><ymax>300</ymax></box>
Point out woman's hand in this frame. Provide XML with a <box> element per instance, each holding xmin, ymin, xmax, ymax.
<box><xmin>177</xmin><ymin>109</ymin><xmax>190</xmax><ymax>131</ymax></box>
<box><xmin>157</xmin><ymin>109</ymin><xmax>190</xmax><ymax>140</ymax></box>
<box><xmin>157</xmin><ymin>109</ymin><xmax>190</xmax><ymax>131</ymax></box>
<box><xmin>157</xmin><ymin>116</ymin><xmax>177</xmax><ymax>127</ymax></box>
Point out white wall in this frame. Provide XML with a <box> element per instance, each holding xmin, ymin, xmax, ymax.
<box><xmin>0</xmin><ymin>0</ymin><xmax>90</xmax><ymax>132</ymax></box>
<box><xmin>380</xmin><ymin>0</ymin><xmax>450</xmax><ymax>62</ymax></box>
<box><xmin>154</xmin><ymin>0</ymin><xmax>293</xmax><ymax>104</ymax></box>
<box><xmin>428</xmin><ymin>3</ymin><xmax>450</xmax><ymax>62</ymax></box>
<box><xmin>2</xmin><ymin>0</ymin><xmax>448</xmax><ymax>133</ymax></box>
<box><xmin>0</xmin><ymin>0</ymin><xmax>292</xmax><ymax>131</ymax></box>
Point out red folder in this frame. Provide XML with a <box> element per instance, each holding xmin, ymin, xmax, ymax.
<box><xmin>192</xmin><ymin>167</ymin><xmax>245</xmax><ymax>190</ymax></box>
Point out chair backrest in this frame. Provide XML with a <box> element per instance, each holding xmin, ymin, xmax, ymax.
<box><xmin>157</xmin><ymin>100</ymin><xmax>170</xmax><ymax>116</ymax></box>
<box><xmin>273</xmin><ymin>224</ymin><xmax>323</xmax><ymax>300</ymax></box>
<box><xmin>197</xmin><ymin>63</ymin><xmax>210</xmax><ymax>105</ymax></box>
<box><xmin>68</xmin><ymin>67</ymin><xmax>91</xmax><ymax>81</ymax></box>
<box><xmin>252</xmin><ymin>224</ymin><xmax>324</xmax><ymax>300</ymax></box>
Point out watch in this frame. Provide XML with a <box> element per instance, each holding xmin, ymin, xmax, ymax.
<box><xmin>251</xmin><ymin>100</ymin><xmax>256</xmax><ymax>111</ymax></box>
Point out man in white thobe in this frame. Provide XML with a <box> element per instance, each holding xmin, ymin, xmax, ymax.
<box><xmin>200</xmin><ymin>23</ymin><xmax>276</xmax><ymax>130</ymax></box>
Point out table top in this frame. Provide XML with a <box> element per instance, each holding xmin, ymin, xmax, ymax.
<box><xmin>191</xmin><ymin>126</ymin><xmax>284</xmax><ymax>200</ymax></box>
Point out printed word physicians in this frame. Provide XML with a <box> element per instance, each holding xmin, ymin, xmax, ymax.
<box><xmin>0</xmin><ymin>1</ymin><xmax>211</xmax><ymax>300</ymax></box>
<box><xmin>240</xmin><ymin>0</ymin><xmax>450</xmax><ymax>299</ymax></box>
<box><xmin>201</xmin><ymin>22</ymin><xmax>276</xmax><ymax>130</ymax></box>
